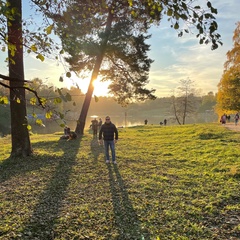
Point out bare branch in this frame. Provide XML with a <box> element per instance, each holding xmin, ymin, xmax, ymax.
<box><xmin>0</xmin><ymin>73</ymin><xmax>31</xmax><ymax>83</ymax></box>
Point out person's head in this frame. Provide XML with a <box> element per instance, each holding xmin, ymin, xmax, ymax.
<box><xmin>105</xmin><ymin>116</ymin><xmax>111</xmax><ymax>123</ymax></box>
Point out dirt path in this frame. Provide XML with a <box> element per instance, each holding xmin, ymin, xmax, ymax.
<box><xmin>224</xmin><ymin>123</ymin><xmax>240</xmax><ymax>132</ymax></box>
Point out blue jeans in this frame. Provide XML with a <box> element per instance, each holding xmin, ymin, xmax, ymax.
<box><xmin>104</xmin><ymin>140</ymin><xmax>116</xmax><ymax>162</ymax></box>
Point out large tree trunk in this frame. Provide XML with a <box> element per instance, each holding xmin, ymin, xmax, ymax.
<box><xmin>8</xmin><ymin>0</ymin><xmax>32</xmax><ymax>157</ymax></box>
<box><xmin>75</xmin><ymin>11</ymin><xmax>113</xmax><ymax>135</ymax></box>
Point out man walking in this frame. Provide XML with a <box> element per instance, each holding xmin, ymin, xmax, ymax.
<box><xmin>99</xmin><ymin>116</ymin><xmax>118</xmax><ymax>164</ymax></box>
<box><xmin>91</xmin><ymin>118</ymin><xmax>99</xmax><ymax>137</ymax></box>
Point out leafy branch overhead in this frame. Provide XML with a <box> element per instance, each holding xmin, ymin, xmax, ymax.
<box><xmin>162</xmin><ymin>0</ymin><xmax>222</xmax><ymax>49</ymax></box>
<box><xmin>0</xmin><ymin>74</ymin><xmax>73</xmax><ymax>127</ymax></box>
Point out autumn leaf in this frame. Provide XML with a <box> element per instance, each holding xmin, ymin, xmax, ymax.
<box><xmin>54</xmin><ymin>97</ymin><xmax>62</xmax><ymax>104</ymax></box>
<box><xmin>66</xmin><ymin>72</ymin><xmax>71</xmax><ymax>78</ymax></box>
<box><xmin>45</xmin><ymin>111</ymin><xmax>53</xmax><ymax>119</ymax></box>
<box><xmin>36</xmin><ymin>54</ymin><xmax>45</xmax><ymax>62</ymax></box>
<box><xmin>36</xmin><ymin>119</ymin><xmax>43</xmax><ymax>126</ymax></box>
<box><xmin>30</xmin><ymin>44</ymin><xmax>37</xmax><ymax>52</ymax></box>
<box><xmin>94</xmin><ymin>95</ymin><xmax>99</xmax><ymax>102</ymax></box>
<box><xmin>30</xmin><ymin>97</ymin><xmax>37</xmax><ymax>105</ymax></box>
<box><xmin>45</xmin><ymin>24</ymin><xmax>54</xmax><ymax>35</ymax></box>
<box><xmin>0</xmin><ymin>96</ymin><xmax>8</xmax><ymax>104</ymax></box>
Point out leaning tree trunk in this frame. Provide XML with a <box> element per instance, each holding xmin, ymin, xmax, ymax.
<box><xmin>75</xmin><ymin>57</ymin><xmax>104</xmax><ymax>135</ymax></box>
<box><xmin>75</xmin><ymin>11</ymin><xmax>113</xmax><ymax>135</ymax></box>
<box><xmin>7</xmin><ymin>0</ymin><xmax>32</xmax><ymax>157</ymax></box>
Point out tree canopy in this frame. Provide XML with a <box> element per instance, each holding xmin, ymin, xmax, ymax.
<box><xmin>41</xmin><ymin>0</ymin><xmax>222</xmax><ymax>134</ymax></box>
<box><xmin>217</xmin><ymin>22</ymin><xmax>240</xmax><ymax>112</ymax></box>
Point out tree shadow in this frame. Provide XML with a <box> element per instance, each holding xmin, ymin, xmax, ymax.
<box><xmin>0</xmin><ymin>139</ymin><xmax>65</xmax><ymax>184</ymax></box>
<box><xmin>17</xmin><ymin>137</ymin><xmax>82</xmax><ymax>239</ymax></box>
<box><xmin>107</xmin><ymin>164</ymin><xmax>150</xmax><ymax>239</ymax></box>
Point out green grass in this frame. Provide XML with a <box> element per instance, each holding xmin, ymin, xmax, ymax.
<box><xmin>0</xmin><ymin>123</ymin><xmax>240</xmax><ymax>240</ymax></box>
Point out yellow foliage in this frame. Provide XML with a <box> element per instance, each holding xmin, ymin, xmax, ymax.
<box><xmin>0</xmin><ymin>96</ymin><xmax>9</xmax><ymax>104</ymax></box>
<box><xmin>45</xmin><ymin>111</ymin><xmax>53</xmax><ymax>119</ymax></box>
<box><xmin>30</xmin><ymin>97</ymin><xmax>36</xmax><ymax>105</ymax></box>
<box><xmin>45</xmin><ymin>24</ymin><xmax>54</xmax><ymax>35</ymax></box>
<box><xmin>36</xmin><ymin>54</ymin><xmax>45</xmax><ymax>62</ymax></box>
<box><xmin>8</xmin><ymin>43</ymin><xmax>16</xmax><ymax>56</ymax></box>
<box><xmin>36</xmin><ymin>119</ymin><xmax>43</xmax><ymax>126</ymax></box>
<box><xmin>30</xmin><ymin>45</ymin><xmax>37</xmax><ymax>52</ymax></box>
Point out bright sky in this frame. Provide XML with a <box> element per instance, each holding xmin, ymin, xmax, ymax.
<box><xmin>0</xmin><ymin>0</ymin><xmax>239</xmax><ymax>97</ymax></box>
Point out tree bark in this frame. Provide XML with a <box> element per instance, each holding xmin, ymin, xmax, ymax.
<box><xmin>8</xmin><ymin>0</ymin><xmax>32</xmax><ymax>157</ymax></box>
<box><xmin>75</xmin><ymin>11</ymin><xmax>113</xmax><ymax>135</ymax></box>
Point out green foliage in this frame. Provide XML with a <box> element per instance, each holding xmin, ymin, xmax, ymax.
<box><xmin>47</xmin><ymin>0</ymin><xmax>221</xmax><ymax>105</ymax></box>
<box><xmin>52</xmin><ymin>0</ymin><xmax>157</xmax><ymax>104</ymax></box>
<box><xmin>0</xmin><ymin>1</ymin><xmax>59</xmax><ymax>62</ymax></box>
<box><xmin>0</xmin><ymin>124</ymin><xmax>240</xmax><ymax>239</ymax></box>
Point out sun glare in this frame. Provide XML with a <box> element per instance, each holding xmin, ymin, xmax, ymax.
<box><xmin>60</xmin><ymin>73</ymin><xmax>111</xmax><ymax>97</ymax></box>
<box><xmin>68</xmin><ymin>75</ymin><xmax>110</xmax><ymax>97</ymax></box>
<box><xmin>92</xmin><ymin>79</ymin><xmax>110</xmax><ymax>96</ymax></box>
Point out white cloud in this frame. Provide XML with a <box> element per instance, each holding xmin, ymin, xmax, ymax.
<box><xmin>145</xmin><ymin>0</ymin><xmax>239</xmax><ymax>97</ymax></box>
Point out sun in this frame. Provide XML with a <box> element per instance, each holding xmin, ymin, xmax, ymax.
<box><xmin>92</xmin><ymin>79</ymin><xmax>111</xmax><ymax>96</ymax></box>
<box><xmin>59</xmin><ymin>73</ymin><xmax>111</xmax><ymax>97</ymax></box>
<box><xmin>75</xmin><ymin>77</ymin><xmax>111</xmax><ymax>96</ymax></box>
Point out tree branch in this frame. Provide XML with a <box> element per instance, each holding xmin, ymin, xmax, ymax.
<box><xmin>0</xmin><ymin>73</ymin><xmax>30</xmax><ymax>82</ymax></box>
<box><xmin>0</xmin><ymin>79</ymin><xmax>45</xmax><ymax>108</ymax></box>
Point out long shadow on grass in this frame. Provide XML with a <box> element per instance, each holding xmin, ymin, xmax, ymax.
<box><xmin>0</xmin><ymin>139</ymin><xmax>63</xmax><ymax>183</ymax></box>
<box><xmin>107</xmin><ymin>164</ymin><xmax>150</xmax><ymax>239</ymax></box>
<box><xmin>20</xmin><ymin>137</ymin><xmax>82</xmax><ymax>239</ymax></box>
<box><xmin>90</xmin><ymin>137</ymin><xmax>104</xmax><ymax>163</ymax></box>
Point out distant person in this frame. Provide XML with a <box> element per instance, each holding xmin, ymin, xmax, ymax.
<box><xmin>60</xmin><ymin>126</ymin><xmax>71</xmax><ymax>139</ymax></box>
<box><xmin>164</xmin><ymin>119</ymin><xmax>167</xmax><ymax>126</ymax></box>
<box><xmin>227</xmin><ymin>115</ymin><xmax>231</xmax><ymax>122</ymax></box>
<box><xmin>91</xmin><ymin>118</ymin><xmax>99</xmax><ymax>137</ymax></box>
<box><xmin>160</xmin><ymin>122</ymin><xmax>163</xmax><ymax>125</ymax></box>
<box><xmin>144</xmin><ymin>119</ymin><xmax>148</xmax><ymax>125</ymax></box>
<box><xmin>220</xmin><ymin>114</ymin><xmax>227</xmax><ymax>125</ymax></box>
<box><xmin>98</xmin><ymin>118</ymin><xmax>102</xmax><ymax>128</ymax></box>
<box><xmin>69</xmin><ymin>131</ymin><xmax>77</xmax><ymax>140</ymax></box>
<box><xmin>64</xmin><ymin>126</ymin><xmax>71</xmax><ymax>136</ymax></box>
<box><xmin>99</xmin><ymin>116</ymin><xmax>118</xmax><ymax>164</ymax></box>
<box><xmin>234</xmin><ymin>113</ymin><xmax>239</xmax><ymax>125</ymax></box>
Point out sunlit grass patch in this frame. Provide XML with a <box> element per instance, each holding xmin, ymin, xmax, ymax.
<box><xmin>0</xmin><ymin>123</ymin><xmax>240</xmax><ymax>239</ymax></box>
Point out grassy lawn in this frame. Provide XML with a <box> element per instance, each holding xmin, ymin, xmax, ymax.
<box><xmin>0</xmin><ymin>123</ymin><xmax>240</xmax><ymax>240</ymax></box>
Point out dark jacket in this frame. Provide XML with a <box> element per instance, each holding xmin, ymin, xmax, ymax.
<box><xmin>99</xmin><ymin>122</ymin><xmax>118</xmax><ymax>141</ymax></box>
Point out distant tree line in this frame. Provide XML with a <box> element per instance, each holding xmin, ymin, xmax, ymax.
<box><xmin>0</xmin><ymin>79</ymin><xmax>218</xmax><ymax>135</ymax></box>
